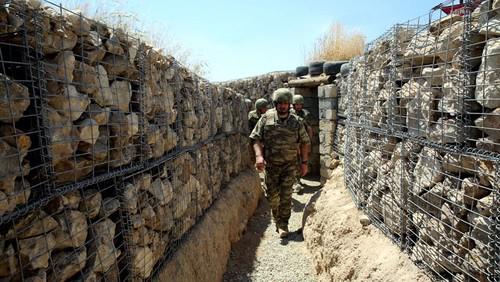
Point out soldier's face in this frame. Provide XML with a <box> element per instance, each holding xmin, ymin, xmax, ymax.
<box><xmin>258</xmin><ymin>107</ymin><xmax>268</xmax><ymax>114</ymax></box>
<box><xmin>276</xmin><ymin>102</ymin><xmax>290</xmax><ymax>115</ymax></box>
<box><xmin>293</xmin><ymin>103</ymin><xmax>303</xmax><ymax>111</ymax></box>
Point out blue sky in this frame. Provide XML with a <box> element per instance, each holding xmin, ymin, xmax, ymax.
<box><xmin>62</xmin><ymin>0</ymin><xmax>442</xmax><ymax>81</ymax></box>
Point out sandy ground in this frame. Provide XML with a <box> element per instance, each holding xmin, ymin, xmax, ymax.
<box><xmin>303</xmin><ymin>165</ymin><xmax>431</xmax><ymax>282</ymax></box>
<box><xmin>223</xmin><ymin>175</ymin><xmax>320</xmax><ymax>282</ymax></box>
<box><xmin>223</xmin><ymin>165</ymin><xmax>431</xmax><ymax>282</ymax></box>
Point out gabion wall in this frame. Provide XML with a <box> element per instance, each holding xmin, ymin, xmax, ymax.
<box><xmin>218</xmin><ymin>71</ymin><xmax>293</xmax><ymax>105</ymax></box>
<box><xmin>333</xmin><ymin>1</ymin><xmax>500</xmax><ymax>281</ymax></box>
<box><xmin>0</xmin><ymin>1</ymin><xmax>252</xmax><ymax>281</ymax></box>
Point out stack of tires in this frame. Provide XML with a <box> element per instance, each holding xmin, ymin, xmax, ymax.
<box><xmin>295</xmin><ymin>60</ymin><xmax>349</xmax><ymax>77</ymax></box>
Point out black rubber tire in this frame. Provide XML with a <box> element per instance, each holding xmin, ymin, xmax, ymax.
<box><xmin>308</xmin><ymin>61</ymin><xmax>325</xmax><ymax>76</ymax></box>
<box><xmin>295</xmin><ymin>66</ymin><xmax>309</xmax><ymax>77</ymax></box>
<box><xmin>323</xmin><ymin>60</ymin><xmax>347</xmax><ymax>75</ymax></box>
<box><xmin>340</xmin><ymin>62</ymin><xmax>352</xmax><ymax>76</ymax></box>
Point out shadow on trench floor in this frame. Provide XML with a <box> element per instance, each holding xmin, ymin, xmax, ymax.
<box><xmin>223</xmin><ymin>175</ymin><xmax>321</xmax><ymax>282</ymax></box>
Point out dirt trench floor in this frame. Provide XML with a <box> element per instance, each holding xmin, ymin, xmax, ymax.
<box><xmin>224</xmin><ymin>165</ymin><xmax>432</xmax><ymax>282</ymax></box>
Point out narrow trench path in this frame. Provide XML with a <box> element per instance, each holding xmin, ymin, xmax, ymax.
<box><xmin>223</xmin><ymin>177</ymin><xmax>321</xmax><ymax>282</ymax></box>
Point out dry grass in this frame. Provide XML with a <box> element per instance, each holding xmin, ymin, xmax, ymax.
<box><xmin>307</xmin><ymin>22</ymin><xmax>365</xmax><ymax>63</ymax></box>
<box><xmin>58</xmin><ymin>0</ymin><xmax>209</xmax><ymax>77</ymax></box>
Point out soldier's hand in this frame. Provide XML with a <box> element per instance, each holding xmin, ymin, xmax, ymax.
<box><xmin>255</xmin><ymin>156</ymin><xmax>266</xmax><ymax>172</ymax></box>
<box><xmin>300</xmin><ymin>163</ymin><xmax>308</xmax><ymax>176</ymax></box>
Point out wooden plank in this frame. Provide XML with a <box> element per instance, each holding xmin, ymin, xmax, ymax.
<box><xmin>287</xmin><ymin>75</ymin><xmax>334</xmax><ymax>87</ymax></box>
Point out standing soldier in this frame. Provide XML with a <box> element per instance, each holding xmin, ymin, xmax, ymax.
<box><xmin>248</xmin><ymin>98</ymin><xmax>268</xmax><ymax>131</ymax></box>
<box><xmin>250</xmin><ymin>88</ymin><xmax>310</xmax><ymax>238</ymax></box>
<box><xmin>291</xmin><ymin>94</ymin><xmax>313</xmax><ymax>194</ymax></box>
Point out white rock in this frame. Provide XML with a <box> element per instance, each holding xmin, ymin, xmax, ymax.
<box><xmin>475</xmin><ymin>38</ymin><xmax>500</xmax><ymax>109</ymax></box>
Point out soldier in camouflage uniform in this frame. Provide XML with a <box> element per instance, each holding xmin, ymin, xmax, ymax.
<box><xmin>248</xmin><ymin>98</ymin><xmax>268</xmax><ymax>131</ymax></box>
<box><xmin>250</xmin><ymin>88</ymin><xmax>310</xmax><ymax>238</ymax></box>
<box><xmin>291</xmin><ymin>94</ymin><xmax>313</xmax><ymax>194</ymax></box>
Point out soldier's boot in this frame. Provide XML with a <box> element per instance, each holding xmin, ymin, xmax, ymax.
<box><xmin>293</xmin><ymin>182</ymin><xmax>303</xmax><ymax>195</ymax></box>
<box><xmin>279</xmin><ymin>226</ymin><xmax>289</xmax><ymax>238</ymax></box>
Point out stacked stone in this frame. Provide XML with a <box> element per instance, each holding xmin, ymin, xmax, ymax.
<box><xmin>122</xmin><ymin>164</ymin><xmax>177</xmax><ymax>280</ymax></box>
<box><xmin>0</xmin><ymin>74</ymin><xmax>35</xmax><ymax>217</ymax></box>
<box><xmin>0</xmin><ymin>2</ymin><xmax>45</xmax><ymax>218</ymax></box>
<box><xmin>217</xmin><ymin>71</ymin><xmax>293</xmax><ymax>106</ymax></box>
<box><xmin>318</xmin><ymin>85</ymin><xmax>338</xmax><ymax>184</ymax></box>
<box><xmin>124</xmin><ymin>134</ymin><xmax>247</xmax><ymax>280</ymax></box>
<box><xmin>1</xmin><ymin>3</ymin><xmax>141</xmax><ymax>184</ymax></box>
<box><xmin>348</xmin><ymin>57</ymin><xmax>368</xmax><ymax>121</ymax></box>
<box><xmin>335</xmin><ymin>2</ymin><xmax>500</xmax><ymax>280</ymax></box>
<box><xmin>141</xmin><ymin>47</ymin><xmax>179</xmax><ymax>159</ymax></box>
<box><xmin>471</xmin><ymin>0</ymin><xmax>500</xmax><ymax>153</ymax></box>
<box><xmin>364</xmin><ymin>35</ymin><xmax>393</xmax><ymax>130</ymax></box>
<box><xmin>408</xmin><ymin>150</ymin><xmax>496</xmax><ymax>281</ymax></box>
<box><xmin>0</xmin><ymin>186</ymin><xmax>123</xmax><ymax>281</ymax></box>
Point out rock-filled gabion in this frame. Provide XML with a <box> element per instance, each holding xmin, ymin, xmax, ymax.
<box><xmin>335</xmin><ymin>1</ymin><xmax>500</xmax><ymax>281</ymax></box>
<box><xmin>218</xmin><ymin>71</ymin><xmax>294</xmax><ymax>106</ymax></box>
<box><xmin>0</xmin><ymin>1</ymin><xmax>51</xmax><ymax>218</ymax></box>
<box><xmin>0</xmin><ymin>181</ymin><xmax>125</xmax><ymax>281</ymax></box>
<box><xmin>0</xmin><ymin>1</ymin><xmax>254</xmax><ymax>281</ymax></box>
<box><xmin>0</xmin><ymin>1</ymin><xmax>252</xmax><ymax>187</ymax></box>
<box><xmin>122</xmin><ymin>136</ymin><xmax>248</xmax><ymax>280</ymax></box>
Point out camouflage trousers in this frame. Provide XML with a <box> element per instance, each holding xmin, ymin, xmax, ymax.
<box><xmin>263</xmin><ymin>163</ymin><xmax>296</xmax><ymax>230</ymax></box>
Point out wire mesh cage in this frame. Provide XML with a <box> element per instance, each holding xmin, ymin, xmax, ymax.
<box><xmin>0</xmin><ymin>1</ymin><xmax>49</xmax><ymax>223</ymax></box>
<box><xmin>406</xmin><ymin>147</ymin><xmax>497</xmax><ymax>281</ymax></box>
<box><xmin>333</xmin><ymin>1</ymin><xmax>500</xmax><ymax>281</ymax></box>
<box><xmin>464</xmin><ymin>0</ymin><xmax>500</xmax><ymax>156</ymax></box>
<box><xmin>140</xmin><ymin>45</ymin><xmax>182</xmax><ymax>161</ymax></box>
<box><xmin>32</xmin><ymin>3</ymin><xmax>144</xmax><ymax>186</ymax></box>
<box><xmin>120</xmin><ymin>151</ymin><xmax>212</xmax><ymax>281</ymax></box>
<box><xmin>0</xmin><ymin>178</ymin><xmax>128</xmax><ymax>281</ymax></box>
<box><xmin>393</xmin><ymin>6</ymin><xmax>468</xmax><ymax>144</ymax></box>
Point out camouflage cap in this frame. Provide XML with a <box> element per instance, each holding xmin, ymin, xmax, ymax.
<box><xmin>272</xmin><ymin>88</ymin><xmax>292</xmax><ymax>103</ymax></box>
<box><xmin>293</xmin><ymin>94</ymin><xmax>304</xmax><ymax>104</ymax></box>
<box><xmin>255</xmin><ymin>98</ymin><xmax>268</xmax><ymax>110</ymax></box>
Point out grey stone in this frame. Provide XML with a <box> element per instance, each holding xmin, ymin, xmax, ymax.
<box><xmin>131</xmin><ymin>246</ymin><xmax>154</xmax><ymax>279</ymax></box>
<box><xmin>7</xmin><ymin>210</ymin><xmax>58</xmax><ymax>239</ymax></box>
<box><xmin>48</xmin><ymin>85</ymin><xmax>90</xmax><ymax>121</ymax></box>
<box><xmin>413</xmin><ymin>147</ymin><xmax>443</xmax><ymax>192</ymax></box>
<box><xmin>427</xmin><ymin>117</ymin><xmax>463</xmax><ymax>144</ymax></box>
<box><xmin>150</xmin><ymin>178</ymin><xmax>173</xmax><ymax>206</ymax></box>
<box><xmin>79</xmin><ymin>189</ymin><xmax>102</xmax><ymax>219</ymax></box>
<box><xmin>109</xmin><ymin>80</ymin><xmax>132</xmax><ymax>112</ymax></box>
<box><xmin>476</xmin><ymin>137</ymin><xmax>500</xmax><ymax>153</ymax></box>
<box><xmin>475</xmin><ymin>38</ymin><xmax>500</xmax><ymax>109</ymax></box>
<box><xmin>91</xmin><ymin>65</ymin><xmax>113</xmax><ymax>107</ymax></box>
<box><xmin>18</xmin><ymin>233</ymin><xmax>56</xmax><ymax>270</ymax></box>
<box><xmin>73</xmin><ymin>61</ymin><xmax>98</xmax><ymax>95</ymax></box>
<box><xmin>474</xmin><ymin>108</ymin><xmax>500</xmax><ymax>139</ymax></box>
<box><xmin>99</xmin><ymin>197</ymin><xmax>120</xmax><ymax>218</ymax></box>
<box><xmin>0</xmin><ymin>73</ymin><xmax>31</xmax><ymax>122</ymax></box>
<box><xmin>53</xmin><ymin>210</ymin><xmax>88</xmax><ymax>250</ymax></box>
<box><xmin>48</xmin><ymin>247</ymin><xmax>87</xmax><ymax>282</ymax></box>
<box><xmin>359</xmin><ymin>215</ymin><xmax>371</xmax><ymax>226</ymax></box>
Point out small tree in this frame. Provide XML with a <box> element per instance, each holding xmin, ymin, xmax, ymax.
<box><xmin>307</xmin><ymin>22</ymin><xmax>365</xmax><ymax>62</ymax></box>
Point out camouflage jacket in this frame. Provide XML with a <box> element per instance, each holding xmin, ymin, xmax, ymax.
<box><xmin>291</xmin><ymin>108</ymin><xmax>312</xmax><ymax>130</ymax></box>
<box><xmin>248</xmin><ymin>110</ymin><xmax>261</xmax><ymax>132</ymax></box>
<box><xmin>250</xmin><ymin>109</ymin><xmax>310</xmax><ymax>166</ymax></box>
